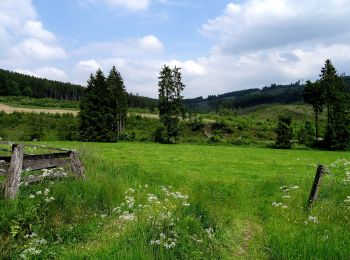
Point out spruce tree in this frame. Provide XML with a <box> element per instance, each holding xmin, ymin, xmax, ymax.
<box><xmin>319</xmin><ymin>59</ymin><xmax>350</xmax><ymax>149</ymax></box>
<box><xmin>107</xmin><ymin>66</ymin><xmax>128</xmax><ymax>136</ymax></box>
<box><xmin>79</xmin><ymin>69</ymin><xmax>115</xmax><ymax>142</ymax></box>
<box><xmin>303</xmin><ymin>80</ymin><xmax>324</xmax><ymax>142</ymax></box>
<box><xmin>158</xmin><ymin>65</ymin><xmax>185</xmax><ymax>143</ymax></box>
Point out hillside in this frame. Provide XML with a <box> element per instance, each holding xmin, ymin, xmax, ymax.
<box><xmin>0</xmin><ymin>69</ymin><xmax>157</xmax><ymax>110</ymax></box>
<box><xmin>185</xmin><ymin>76</ymin><xmax>350</xmax><ymax>113</ymax></box>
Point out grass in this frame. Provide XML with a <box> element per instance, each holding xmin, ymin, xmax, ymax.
<box><xmin>1</xmin><ymin>142</ymin><xmax>350</xmax><ymax>259</ymax></box>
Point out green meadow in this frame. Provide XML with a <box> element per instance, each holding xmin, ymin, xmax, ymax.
<box><xmin>1</xmin><ymin>142</ymin><xmax>350</xmax><ymax>259</ymax></box>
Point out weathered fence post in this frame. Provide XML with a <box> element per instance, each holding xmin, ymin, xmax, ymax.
<box><xmin>307</xmin><ymin>164</ymin><xmax>327</xmax><ymax>209</ymax></box>
<box><xmin>4</xmin><ymin>144</ymin><xmax>24</xmax><ymax>199</ymax></box>
<box><xmin>70</xmin><ymin>151</ymin><xmax>85</xmax><ymax>179</ymax></box>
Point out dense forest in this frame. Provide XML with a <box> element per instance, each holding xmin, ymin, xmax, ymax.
<box><xmin>185</xmin><ymin>77</ymin><xmax>350</xmax><ymax>113</ymax></box>
<box><xmin>0</xmin><ymin>69</ymin><xmax>157</xmax><ymax>110</ymax></box>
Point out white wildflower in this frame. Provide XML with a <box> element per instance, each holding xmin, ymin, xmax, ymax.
<box><xmin>308</xmin><ymin>216</ymin><xmax>318</xmax><ymax>223</ymax></box>
<box><xmin>272</xmin><ymin>202</ymin><xmax>283</xmax><ymax>207</ymax></box>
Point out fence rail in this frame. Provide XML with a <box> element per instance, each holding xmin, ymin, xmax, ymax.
<box><xmin>0</xmin><ymin>142</ymin><xmax>85</xmax><ymax>199</ymax></box>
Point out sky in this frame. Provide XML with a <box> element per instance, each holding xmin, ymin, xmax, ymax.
<box><xmin>1</xmin><ymin>0</ymin><xmax>350</xmax><ymax>98</ymax></box>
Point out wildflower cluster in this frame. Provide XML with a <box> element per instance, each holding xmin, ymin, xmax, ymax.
<box><xmin>28</xmin><ymin>188</ymin><xmax>55</xmax><ymax>203</ymax></box>
<box><xmin>19</xmin><ymin>232</ymin><xmax>47</xmax><ymax>259</ymax></box>
<box><xmin>329</xmin><ymin>159</ymin><xmax>350</xmax><ymax>181</ymax></box>
<box><xmin>20</xmin><ymin>167</ymin><xmax>68</xmax><ymax>186</ymax></box>
<box><xmin>304</xmin><ymin>216</ymin><xmax>318</xmax><ymax>225</ymax></box>
<box><xmin>272</xmin><ymin>185</ymin><xmax>300</xmax><ymax>209</ymax></box>
<box><xmin>111</xmin><ymin>185</ymin><xmax>214</xmax><ymax>250</ymax></box>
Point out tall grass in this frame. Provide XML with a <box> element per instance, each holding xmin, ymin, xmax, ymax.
<box><xmin>0</xmin><ymin>142</ymin><xmax>349</xmax><ymax>258</ymax></box>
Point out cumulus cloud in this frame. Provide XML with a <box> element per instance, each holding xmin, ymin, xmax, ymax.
<box><xmin>138</xmin><ymin>35</ymin><xmax>163</xmax><ymax>51</ymax></box>
<box><xmin>202</xmin><ymin>0</ymin><xmax>350</xmax><ymax>54</ymax></box>
<box><xmin>0</xmin><ymin>0</ymin><xmax>66</xmax><ymax>67</ymax></box>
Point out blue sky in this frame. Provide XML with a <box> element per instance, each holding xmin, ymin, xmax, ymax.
<box><xmin>1</xmin><ymin>0</ymin><xmax>350</xmax><ymax>98</ymax></box>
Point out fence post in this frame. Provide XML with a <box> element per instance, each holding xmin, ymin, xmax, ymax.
<box><xmin>307</xmin><ymin>164</ymin><xmax>327</xmax><ymax>209</ymax></box>
<box><xmin>4</xmin><ymin>144</ymin><xmax>24</xmax><ymax>199</ymax></box>
<box><xmin>70</xmin><ymin>152</ymin><xmax>85</xmax><ymax>179</ymax></box>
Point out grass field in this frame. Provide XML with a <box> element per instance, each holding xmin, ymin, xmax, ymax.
<box><xmin>1</xmin><ymin>142</ymin><xmax>350</xmax><ymax>259</ymax></box>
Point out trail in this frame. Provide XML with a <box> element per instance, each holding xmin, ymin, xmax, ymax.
<box><xmin>0</xmin><ymin>103</ymin><xmax>78</xmax><ymax>115</ymax></box>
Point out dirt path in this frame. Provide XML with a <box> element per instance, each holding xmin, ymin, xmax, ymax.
<box><xmin>0</xmin><ymin>103</ymin><xmax>78</xmax><ymax>115</ymax></box>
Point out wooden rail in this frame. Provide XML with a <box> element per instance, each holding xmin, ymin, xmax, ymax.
<box><xmin>1</xmin><ymin>143</ymin><xmax>85</xmax><ymax>199</ymax></box>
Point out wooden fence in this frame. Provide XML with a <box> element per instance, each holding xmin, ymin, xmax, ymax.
<box><xmin>0</xmin><ymin>142</ymin><xmax>85</xmax><ymax>199</ymax></box>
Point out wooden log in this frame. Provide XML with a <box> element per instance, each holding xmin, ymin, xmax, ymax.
<box><xmin>70</xmin><ymin>152</ymin><xmax>85</xmax><ymax>179</ymax></box>
<box><xmin>3</xmin><ymin>144</ymin><xmax>24</xmax><ymax>199</ymax></box>
<box><xmin>21</xmin><ymin>172</ymin><xmax>68</xmax><ymax>184</ymax></box>
<box><xmin>307</xmin><ymin>164</ymin><xmax>327</xmax><ymax>209</ymax></box>
<box><xmin>22</xmin><ymin>152</ymin><xmax>71</xmax><ymax>171</ymax></box>
<box><xmin>23</xmin><ymin>158</ymin><xmax>71</xmax><ymax>171</ymax></box>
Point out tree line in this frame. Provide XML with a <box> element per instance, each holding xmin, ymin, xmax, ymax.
<box><xmin>0</xmin><ymin>68</ymin><xmax>156</xmax><ymax>110</ymax></box>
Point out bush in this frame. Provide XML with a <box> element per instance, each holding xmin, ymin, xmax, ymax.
<box><xmin>154</xmin><ymin>126</ymin><xmax>167</xmax><ymax>143</ymax></box>
<box><xmin>275</xmin><ymin>115</ymin><xmax>293</xmax><ymax>149</ymax></box>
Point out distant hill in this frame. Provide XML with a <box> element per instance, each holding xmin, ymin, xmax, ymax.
<box><xmin>185</xmin><ymin>77</ymin><xmax>350</xmax><ymax>113</ymax></box>
<box><xmin>0</xmin><ymin>68</ymin><xmax>157</xmax><ymax>110</ymax></box>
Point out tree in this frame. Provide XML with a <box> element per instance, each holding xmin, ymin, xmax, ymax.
<box><xmin>297</xmin><ymin>121</ymin><xmax>314</xmax><ymax>147</ymax></box>
<box><xmin>79</xmin><ymin>69</ymin><xmax>115</xmax><ymax>142</ymax></box>
<box><xmin>107</xmin><ymin>66</ymin><xmax>128</xmax><ymax>135</ymax></box>
<box><xmin>158</xmin><ymin>65</ymin><xmax>185</xmax><ymax>143</ymax></box>
<box><xmin>319</xmin><ymin>59</ymin><xmax>350</xmax><ymax>150</ymax></box>
<box><xmin>275</xmin><ymin>115</ymin><xmax>293</xmax><ymax>149</ymax></box>
<box><xmin>303</xmin><ymin>80</ymin><xmax>324</xmax><ymax>142</ymax></box>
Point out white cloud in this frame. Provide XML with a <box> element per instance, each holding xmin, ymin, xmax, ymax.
<box><xmin>0</xmin><ymin>0</ymin><xmax>66</xmax><ymax>67</ymax></box>
<box><xmin>15</xmin><ymin>67</ymin><xmax>67</xmax><ymax>81</ymax></box>
<box><xmin>22</xmin><ymin>21</ymin><xmax>56</xmax><ymax>42</ymax></box>
<box><xmin>202</xmin><ymin>0</ymin><xmax>350</xmax><ymax>54</ymax></box>
<box><xmin>11</xmin><ymin>39</ymin><xmax>67</xmax><ymax>60</ymax></box>
<box><xmin>106</xmin><ymin>0</ymin><xmax>150</xmax><ymax>10</ymax></box>
<box><xmin>82</xmin><ymin>0</ymin><xmax>151</xmax><ymax>10</ymax></box>
<box><xmin>138</xmin><ymin>35</ymin><xmax>163</xmax><ymax>51</ymax></box>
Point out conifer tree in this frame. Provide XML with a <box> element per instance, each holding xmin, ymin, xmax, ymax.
<box><xmin>319</xmin><ymin>59</ymin><xmax>350</xmax><ymax>149</ymax></box>
<box><xmin>158</xmin><ymin>65</ymin><xmax>185</xmax><ymax>143</ymax></box>
<box><xmin>107</xmin><ymin>66</ymin><xmax>128</xmax><ymax>135</ymax></box>
<box><xmin>79</xmin><ymin>69</ymin><xmax>115</xmax><ymax>142</ymax></box>
<box><xmin>303</xmin><ymin>80</ymin><xmax>324</xmax><ymax>142</ymax></box>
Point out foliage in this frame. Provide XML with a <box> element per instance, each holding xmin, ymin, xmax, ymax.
<box><xmin>0</xmin><ymin>68</ymin><xmax>156</xmax><ymax>110</ymax></box>
<box><xmin>107</xmin><ymin>66</ymin><xmax>128</xmax><ymax>135</ymax></box>
<box><xmin>158</xmin><ymin>65</ymin><xmax>185</xmax><ymax>144</ymax></box>
<box><xmin>303</xmin><ymin>80</ymin><xmax>325</xmax><ymax>141</ymax></box>
<box><xmin>297</xmin><ymin>121</ymin><xmax>314</xmax><ymax>147</ymax></box>
<box><xmin>0</xmin><ymin>69</ymin><xmax>84</xmax><ymax>100</ymax></box>
<box><xmin>0</xmin><ymin>112</ymin><xmax>79</xmax><ymax>141</ymax></box>
<box><xmin>319</xmin><ymin>60</ymin><xmax>350</xmax><ymax>150</ymax></box>
<box><xmin>275</xmin><ymin>115</ymin><xmax>293</xmax><ymax>149</ymax></box>
<box><xmin>79</xmin><ymin>67</ymin><xmax>128</xmax><ymax>142</ymax></box>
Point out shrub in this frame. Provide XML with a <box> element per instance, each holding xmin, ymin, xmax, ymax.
<box><xmin>275</xmin><ymin>115</ymin><xmax>293</xmax><ymax>149</ymax></box>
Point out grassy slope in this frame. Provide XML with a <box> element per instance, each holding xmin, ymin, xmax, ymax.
<box><xmin>1</xmin><ymin>142</ymin><xmax>350</xmax><ymax>259</ymax></box>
